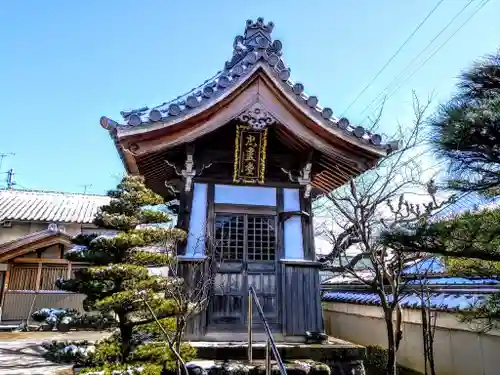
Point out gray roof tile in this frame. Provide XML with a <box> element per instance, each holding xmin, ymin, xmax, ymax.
<box><xmin>0</xmin><ymin>189</ymin><xmax>110</xmax><ymax>224</ymax></box>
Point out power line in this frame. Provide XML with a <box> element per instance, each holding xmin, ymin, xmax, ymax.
<box><xmin>340</xmin><ymin>0</ymin><xmax>445</xmax><ymax>116</ymax></box>
<box><xmin>377</xmin><ymin>0</ymin><xmax>491</xmax><ymax>106</ymax></box>
<box><xmin>357</xmin><ymin>0</ymin><xmax>476</xmax><ymax>122</ymax></box>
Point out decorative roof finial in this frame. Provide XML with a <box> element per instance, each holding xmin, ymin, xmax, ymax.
<box><xmin>243</xmin><ymin>17</ymin><xmax>275</xmax><ymax>49</ymax></box>
<box><xmin>225</xmin><ymin>17</ymin><xmax>282</xmax><ymax>70</ymax></box>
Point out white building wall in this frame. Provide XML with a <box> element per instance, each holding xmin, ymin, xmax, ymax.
<box><xmin>323</xmin><ymin>302</ymin><xmax>500</xmax><ymax>375</ymax></box>
<box><xmin>283</xmin><ymin>188</ymin><xmax>304</xmax><ymax>259</ymax></box>
<box><xmin>214</xmin><ymin>185</ymin><xmax>276</xmax><ymax>206</ymax></box>
<box><xmin>185</xmin><ymin>183</ymin><xmax>208</xmax><ymax>257</ymax></box>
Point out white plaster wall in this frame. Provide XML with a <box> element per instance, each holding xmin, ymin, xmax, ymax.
<box><xmin>323</xmin><ymin>302</ymin><xmax>500</xmax><ymax>375</ymax></box>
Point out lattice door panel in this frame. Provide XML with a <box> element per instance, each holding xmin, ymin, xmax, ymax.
<box><xmin>209</xmin><ymin>213</ymin><xmax>279</xmax><ymax>326</ymax></box>
<box><xmin>247</xmin><ymin>215</ymin><xmax>276</xmax><ymax>261</ymax></box>
<box><xmin>214</xmin><ymin>214</ymin><xmax>245</xmax><ymax>261</ymax></box>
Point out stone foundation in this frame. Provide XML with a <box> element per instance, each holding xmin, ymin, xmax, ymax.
<box><xmin>187</xmin><ymin>339</ymin><xmax>366</xmax><ymax>375</ymax></box>
<box><xmin>186</xmin><ymin>359</ymin><xmax>366</xmax><ymax>375</ymax></box>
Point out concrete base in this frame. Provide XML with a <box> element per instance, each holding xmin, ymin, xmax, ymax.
<box><xmin>192</xmin><ymin>331</ymin><xmax>294</xmax><ymax>343</ymax></box>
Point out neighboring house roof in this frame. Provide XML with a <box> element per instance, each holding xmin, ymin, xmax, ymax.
<box><xmin>322</xmin><ymin>291</ymin><xmax>487</xmax><ymax>312</ymax></box>
<box><xmin>401</xmin><ymin>257</ymin><xmax>446</xmax><ymax>275</ymax></box>
<box><xmin>322</xmin><ymin>257</ymin><xmax>439</xmax><ymax>286</ymax></box>
<box><xmin>407</xmin><ymin>277</ymin><xmax>500</xmax><ymax>286</ymax></box>
<box><xmin>100</xmin><ymin>18</ymin><xmax>389</xmax><ymax>152</ymax></box>
<box><xmin>0</xmin><ymin>189</ymin><xmax>110</xmax><ymax>224</ymax></box>
<box><xmin>321</xmin><ymin>256</ymin><xmax>500</xmax><ymax>311</ymax></box>
<box><xmin>322</xmin><ymin>270</ymin><xmax>376</xmax><ymax>285</ymax></box>
<box><xmin>0</xmin><ymin>226</ymin><xmax>73</xmax><ymax>261</ymax></box>
<box><xmin>428</xmin><ymin>192</ymin><xmax>500</xmax><ymax>223</ymax></box>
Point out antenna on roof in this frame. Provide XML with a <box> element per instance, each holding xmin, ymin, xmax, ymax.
<box><xmin>81</xmin><ymin>184</ymin><xmax>92</xmax><ymax>194</ymax></box>
<box><xmin>0</xmin><ymin>152</ymin><xmax>15</xmax><ymax>176</ymax></box>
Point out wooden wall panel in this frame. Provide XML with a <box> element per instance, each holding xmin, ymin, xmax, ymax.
<box><xmin>2</xmin><ymin>291</ymin><xmax>86</xmax><ymax>321</ymax></box>
<box><xmin>40</xmin><ymin>266</ymin><xmax>67</xmax><ymax>290</ymax></box>
<box><xmin>178</xmin><ymin>259</ymin><xmax>210</xmax><ymax>338</ymax></box>
<box><xmin>9</xmin><ymin>265</ymin><xmax>38</xmax><ymax>290</ymax></box>
<box><xmin>280</xmin><ymin>262</ymin><xmax>324</xmax><ymax>336</ymax></box>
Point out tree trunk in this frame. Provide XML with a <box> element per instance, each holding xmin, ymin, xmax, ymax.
<box><xmin>175</xmin><ymin>317</ymin><xmax>187</xmax><ymax>375</ymax></box>
<box><xmin>426</xmin><ymin>309</ymin><xmax>437</xmax><ymax>375</ymax></box>
<box><xmin>383</xmin><ymin>308</ymin><xmax>398</xmax><ymax>375</ymax></box>
<box><xmin>118</xmin><ymin>313</ymin><xmax>133</xmax><ymax>362</ymax></box>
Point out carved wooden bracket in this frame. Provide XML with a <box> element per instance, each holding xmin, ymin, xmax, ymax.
<box><xmin>163</xmin><ymin>181</ymin><xmax>181</xmax><ymax>196</ymax></box>
<box><xmin>280</xmin><ymin>161</ymin><xmax>313</xmax><ymax>198</ymax></box>
<box><xmin>165</xmin><ymin>146</ymin><xmax>213</xmax><ymax>192</ymax></box>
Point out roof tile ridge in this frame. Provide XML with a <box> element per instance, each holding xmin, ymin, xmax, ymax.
<box><xmin>0</xmin><ymin>188</ymin><xmax>109</xmax><ymax>198</ymax></box>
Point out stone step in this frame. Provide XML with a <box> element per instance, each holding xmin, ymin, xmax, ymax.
<box><xmin>186</xmin><ymin>359</ymin><xmax>366</xmax><ymax>375</ymax></box>
<box><xmin>189</xmin><ymin>339</ymin><xmax>365</xmax><ymax>362</ymax></box>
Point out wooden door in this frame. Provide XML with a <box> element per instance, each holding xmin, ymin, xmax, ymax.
<box><xmin>209</xmin><ymin>213</ymin><xmax>278</xmax><ymax>328</ymax></box>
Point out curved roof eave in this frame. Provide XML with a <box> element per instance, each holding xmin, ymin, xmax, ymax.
<box><xmin>101</xmin><ymin>18</ymin><xmax>394</xmax><ymax>158</ymax></box>
<box><xmin>106</xmin><ymin>63</ymin><xmax>387</xmax><ymax>157</ymax></box>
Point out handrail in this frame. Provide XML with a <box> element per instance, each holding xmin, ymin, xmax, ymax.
<box><xmin>248</xmin><ymin>286</ymin><xmax>287</xmax><ymax>375</ymax></box>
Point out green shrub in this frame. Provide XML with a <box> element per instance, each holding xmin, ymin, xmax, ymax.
<box><xmin>41</xmin><ymin>340</ymin><xmax>94</xmax><ymax>366</ymax></box>
<box><xmin>364</xmin><ymin>345</ymin><xmax>423</xmax><ymax>375</ymax></box>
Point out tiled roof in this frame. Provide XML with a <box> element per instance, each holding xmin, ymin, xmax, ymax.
<box><xmin>0</xmin><ymin>227</ymin><xmax>73</xmax><ymax>261</ymax></box>
<box><xmin>100</xmin><ymin>18</ymin><xmax>392</xmax><ymax>151</ymax></box>
<box><xmin>430</xmin><ymin>193</ymin><xmax>500</xmax><ymax>223</ymax></box>
<box><xmin>401</xmin><ymin>257</ymin><xmax>446</xmax><ymax>275</ymax></box>
<box><xmin>322</xmin><ymin>257</ymin><xmax>446</xmax><ymax>285</ymax></box>
<box><xmin>0</xmin><ymin>189</ymin><xmax>110</xmax><ymax>224</ymax></box>
<box><xmin>322</xmin><ymin>291</ymin><xmax>488</xmax><ymax>312</ymax></box>
<box><xmin>407</xmin><ymin>277</ymin><xmax>500</xmax><ymax>286</ymax></box>
<box><xmin>322</xmin><ymin>270</ymin><xmax>376</xmax><ymax>285</ymax></box>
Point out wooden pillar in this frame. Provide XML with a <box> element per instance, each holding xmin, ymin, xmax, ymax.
<box><xmin>35</xmin><ymin>262</ymin><xmax>42</xmax><ymax>291</ymax></box>
<box><xmin>0</xmin><ymin>263</ymin><xmax>10</xmax><ymax>311</ymax></box>
<box><xmin>276</xmin><ymin>188</ymin><xmax>285</xmax><ymax>335</ymax></box>
<box><xmin>276</xmin><ymin>188</ymin><xmax>284</xmax><ymax>259</ymax></box>
<box><xmin>300</xmin><ymin>190</ymin><xmax>315</xmax><ymax>261</ymax></box>
<box><xmin>206</xmin><ymin>183</ymin><xmax>215</xmax><ymax>255</ymax></box>
<box><xmin>67</xmin><ymin>261</ymin><xmax>72</xmax><ymax>279</ymax></box>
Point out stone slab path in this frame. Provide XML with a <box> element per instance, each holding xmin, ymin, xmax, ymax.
<box><xmin>0</xmin><ymin>331</ymin><xmax>109</xmax><ymax>375</ymax></box>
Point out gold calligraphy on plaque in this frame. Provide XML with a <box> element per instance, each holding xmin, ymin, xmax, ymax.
<box><xmin>233</xmin><ymin>125</ymin><xmax>268</xmax><ymax>184</ymax></box>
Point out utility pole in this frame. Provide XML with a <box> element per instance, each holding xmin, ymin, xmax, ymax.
<box><xmin>6</xmin><ymin>168</ymin><xmax>15</xmax><ymax>189</ymax></box>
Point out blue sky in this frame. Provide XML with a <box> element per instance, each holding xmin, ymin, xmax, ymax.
<box><xmin>0</xmin><ymin>0</ymin><xmax>498</xmax><ymax>195</ymax></box>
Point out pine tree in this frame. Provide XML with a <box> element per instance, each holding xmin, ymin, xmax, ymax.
<box><xmin>57</xmin><ymin>175</ymin><xmax>195</xmax><ymax>373</ymax></box>
<box><xmin>431</xmin><ymin>51</ymin><xmax>500</xmax><ymax>194</ymax></box>
<box><xmin>383</xmin><ymin>51</ymin><xmax>500</xmax><ymax>329</ymax></box>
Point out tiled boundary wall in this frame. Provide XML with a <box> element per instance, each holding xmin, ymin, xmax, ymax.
<box><xmin>323</xmin><ymin>302</ymin><xmax>500</xmax><ymax>375</ymax></box>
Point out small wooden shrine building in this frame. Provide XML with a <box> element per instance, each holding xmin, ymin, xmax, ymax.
<box><xmin>0</xmin><ymin>189</ymin><xmax>110</xmax><ymax>321</ymax></box>
<box><xmin>101</xmin><ymin>18</ymin><xmax>394</xmax><ymax>340</ymax></box>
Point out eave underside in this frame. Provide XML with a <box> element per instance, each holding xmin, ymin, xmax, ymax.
<box><xmin>133</xmin><ymin>122</ymin><xmax>379</xmax><ymax>198</ymax></box>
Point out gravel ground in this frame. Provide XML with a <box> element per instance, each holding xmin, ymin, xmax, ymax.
<box><xmin>0</xmin><ymin>331</ymin><xmax>110</xmax><ymax>375</ymax></box>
